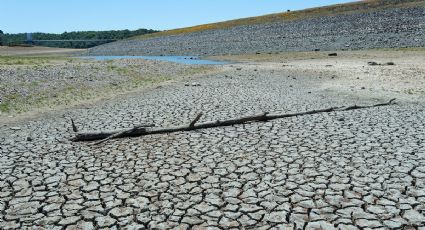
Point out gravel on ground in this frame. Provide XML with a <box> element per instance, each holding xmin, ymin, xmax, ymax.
<box><xmin>0</xmin><ymin>57</ymin><xmax>214</xmax><ymax>116</ymax></box>
<box><xmin>87</xmin><ymin>5</ymin><xmax>425</xmax><ymax>56</ymax></box>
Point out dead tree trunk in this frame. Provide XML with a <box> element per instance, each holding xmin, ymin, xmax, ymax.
<box><xmin>71</xmin><ymin>99</ymin><xmax>396</xmax><ymax>143</ymax></box>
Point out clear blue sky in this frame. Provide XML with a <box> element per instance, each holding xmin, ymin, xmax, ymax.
<box><xmin>1</xmin><ymin>0</ymin><xmax>354</xmax><ymax>34</ymax></box>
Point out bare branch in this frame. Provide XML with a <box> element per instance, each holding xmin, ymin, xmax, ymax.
<box><xmin>71</xmin><ymin>99</ymin><xmax>396</xmax><ymax>144</ymax></box>
<box><xmin>189</xmin><ymin>112</ymin><xmax>203</xmax><ymax>128</ymax></box>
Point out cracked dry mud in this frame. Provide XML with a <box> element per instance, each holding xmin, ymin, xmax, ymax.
<box><xmin>1</xmin><ymin>63</ymin><xmax>425</xmax><ymax>229</ymax></box>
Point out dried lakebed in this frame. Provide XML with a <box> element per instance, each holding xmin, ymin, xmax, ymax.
<box><xmin>0</xmin><ymin>57</ymin><xmax>215</xmax><ymax>115</ymax></box>
<box><xmin>1</xmin><ymin>58</ymin><xmax>425</xmax><ymax>229</ymax></box>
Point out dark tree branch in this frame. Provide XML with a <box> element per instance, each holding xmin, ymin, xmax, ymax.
<box><xmin>189</xmin><ymin>113</ymin><xmax>204</xmax><ymax>128</ymax></box>
<box><xmin>71</xmin><ymin>99</ymin><xmax>396</xmax><ymax>143</ymax></box>
<box><xmin>71</xmin><ymin>118</ymin><xmax>78</xmax><ymax>132</ymax></box>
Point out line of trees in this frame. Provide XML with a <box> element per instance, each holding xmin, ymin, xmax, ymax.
<box><xmin>0</xmin><ymin>28</ymin><xmax>159</xmax><ymax>48</ymax></box>
<box><xmin>0</xmin><ymin>30</ymin><xmax>3</xmax><ymax>46</ymax></box>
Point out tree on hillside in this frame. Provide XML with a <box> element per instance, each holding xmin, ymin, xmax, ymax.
<box><xmin>0</xmin><ymin>30</ymin><xmax>3</xmax><ymax>46</ymax></box>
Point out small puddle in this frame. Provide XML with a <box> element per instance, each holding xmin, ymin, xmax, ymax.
<box><xmin>80</xmin><ymin>56</ymin><xmax>230</xmax><ymax>65</ymax></box>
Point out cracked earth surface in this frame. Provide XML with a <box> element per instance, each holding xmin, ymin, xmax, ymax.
<box><xmin>1</xmin><ymin>63</ymin><xmax>425</xmax><ymax>229</ymax></box>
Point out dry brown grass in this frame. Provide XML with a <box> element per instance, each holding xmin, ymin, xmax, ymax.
<box><xmin>133</xmin><ymin>0</ymin><xmax>425</xmax><ymax>40</ymax></box>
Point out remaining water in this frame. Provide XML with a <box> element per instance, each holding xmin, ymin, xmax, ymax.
<box><xmin>80</xmin><ymin>56</ymin><xmax>230</xmax><ymax>65</ymax></box>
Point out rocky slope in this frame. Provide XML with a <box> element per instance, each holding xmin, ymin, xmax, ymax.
<box><xmin>87</xmin><ymin>4</ymin><xmax>425</xmax><ymax>56</ymax></box>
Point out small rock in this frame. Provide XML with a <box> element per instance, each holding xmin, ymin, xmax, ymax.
<box><xmin>384</xmin><ymin>220</ymin><xmax>403</xmax><ymax>229</ymax></box>
<box><xmin>136</xmin><ymin>212</ymin><xmax>151</xmax><ymax>224</ymax></box>
<box><xmin>95</xmin><ymin>216</ymin><xmax>116</xmax><ymax>228</ymax></box>
<box><xmin>181</xmin><ymin>216</ymin><xmax>204</xmax><ymax>225</ymax></box>
<box><xmin>265</xmin><ymin>211</ymin><xmax>288</xmax><ymax>223</ymax></box>
<box><xmin>58</xmin><ymin>216</ymin><xmax>81</xmax><ymax>226</ymax></box>
<box><xmin>403</xmin><ymin>209</ymin><xmax>425</xmax><ymax>224</ymax></box>
<box><xmin>219</xmin><ymin>217</ymin><xmax>240</xmax><ymax>228</ymax></box>
<box><xmin>109</xmin><ymin>207</ymin><xmax>133</xmax><ymax>218</ymax></box>
<box><xmin>76</xmin><ymin>221</ymin><xmax>95</xmax><ymax>230</ymax></box>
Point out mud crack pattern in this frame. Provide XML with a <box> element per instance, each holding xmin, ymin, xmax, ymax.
<box><xmin>1</xmin><ymin>65</ymin><xmax>425</xmax><ymax>229</ymax></box>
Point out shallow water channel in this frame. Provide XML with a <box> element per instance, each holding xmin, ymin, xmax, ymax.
<box><xmin>80</xmin><ymin>56</ymin><xmax>230</xmax><ymax>65</ymax></box>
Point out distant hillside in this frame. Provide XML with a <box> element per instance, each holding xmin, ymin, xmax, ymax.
<box><xmin>0</xmin><ymin>29</ymin><xmax>158</xmax><ymax>48</ymax></box>
<box><xmin>133</xmin><ymin>0</ymin><xmax>424</xmax><ymax>40</ymax></box>
<box><xmin>87</xmin><ymin>0</ymin><xmax>425</xmax><ymax>56</ymax></box>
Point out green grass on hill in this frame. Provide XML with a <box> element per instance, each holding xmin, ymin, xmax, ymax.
<box><xmin>0</xmin><ymin>56</ymin><xmax>57</xmax><ymax>65</ymax></box>
<box><xmin>133</xmin><ymin>0</ymin><xmax>425</xmax><ymax>40</ymax></box>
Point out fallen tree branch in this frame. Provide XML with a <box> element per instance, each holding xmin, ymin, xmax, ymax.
<box><xmin>71</xmin><ymin>99</ymin><xmax>396</xmax><ymax>143</ymax></box>
<box><xmin>73</xmin><ymin>124</ymin><xmax>155</xmax><ymax>142</ymax></box>
<box><xmin>71</xmin><ymin>118</ymin><xmax>78</xmax><ymax>132</ymax></box>
<box><xmin>92</xmin><ymin>125</ymin><xmax>146</xmax><ymax>146</ymax></box>
<box><xmin>336</xmin><ymin>98</ymin><xmax>396</xmax><ymax>111</ymax></box>
<box><xmin>190</xmin><ymin>112</ymin><xmax>203</xmax><ymax>128</ymax></box>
